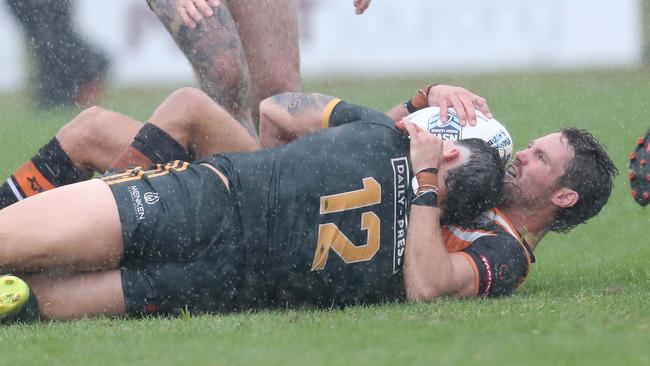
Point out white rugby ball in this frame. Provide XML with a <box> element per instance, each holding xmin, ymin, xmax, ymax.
<box><xmin>406</xmin><ymin>107</ymin><xmax>513</xmax><ymax>162</ymax></box>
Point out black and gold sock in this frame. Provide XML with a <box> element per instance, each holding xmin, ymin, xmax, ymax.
<box><xmin>109</xmin><ymin>122</ymin><xmax>190</xmax><ymax>171</ymax></box>
<box><xmin>0</xmin><ymin>138</ymin><xmax>91</xmax><ymax>209</ymax></box>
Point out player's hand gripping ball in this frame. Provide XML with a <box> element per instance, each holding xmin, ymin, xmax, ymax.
<box><xmin>628</xmin><ymin>128</ymin><xmax>650</xmax><ymax>207</ymax></box>
<box><xmin>406</xmin><ymin>107</ymin><xmax>513</xmax><ymax>162</ymax></box>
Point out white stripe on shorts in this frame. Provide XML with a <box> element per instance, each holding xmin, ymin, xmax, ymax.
<box><xmin>6</xmin><ymin>178</ymin><xmax>24</xmax><ymax>201</ymax></box>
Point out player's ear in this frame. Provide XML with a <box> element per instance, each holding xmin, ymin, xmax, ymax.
<box><xmin>442</xmin><ymin>146</ymin><xmax>461</xmax><ymax>161</ymax></box>
<box><xmin>552</xmin><ymin>187</ymin><xmax>579</xmax><ymax>208</ymax></box>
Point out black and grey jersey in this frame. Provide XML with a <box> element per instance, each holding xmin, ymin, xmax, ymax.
<box><xmin>201</xmin><ymin>100</ymin><xmax>412</xmax><ymax>307</ymax></box>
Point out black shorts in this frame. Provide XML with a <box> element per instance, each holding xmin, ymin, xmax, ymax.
<box><xmin>102</xmin><ymin>162</ymin><xmax>243</xmax><ymax>316</ymax></box>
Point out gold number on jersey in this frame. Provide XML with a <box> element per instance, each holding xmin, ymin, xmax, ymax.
<box><xmin>311</xmin><ymin>177</ymin><xmax>381</xmax><ymax>271</ymax></box>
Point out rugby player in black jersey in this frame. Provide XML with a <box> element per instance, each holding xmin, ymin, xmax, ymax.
<box><xmin>0</xmin><ymin>85</ymin><xmax>616</xmax><ymax>322</ymax></box>
<box><xmin>257</xmin><ymin>89</ymin><xmax>617</xmax><ymax>299</ymax></box>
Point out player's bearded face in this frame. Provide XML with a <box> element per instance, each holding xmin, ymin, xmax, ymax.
<box><xmin>502</xmin><ymin>159</ymin><xmax>557</xmax><ymax>211</ymax></box>
<box><xmin>502</xmin><ymin>133</ymin><xmax>573</xmax><ymax>210</ymax></box>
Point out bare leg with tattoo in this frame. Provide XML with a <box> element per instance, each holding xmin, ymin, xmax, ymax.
<box><xmin>147</xmin><ymin>0</ymin><xmax>301</xmax><ymax>135</ymax></box>
<box><xmin>147</xmin><ymin>0</ymin><xmax>256</xmax><ymax>134</ymax></box>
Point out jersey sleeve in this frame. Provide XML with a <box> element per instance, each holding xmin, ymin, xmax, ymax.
<box><xmin>459</xmin><ymin>235</ymin><xmax>531</xmax><ymax>298</ymax></box>
<box><xmin>323</xmin><ymin>100</ymin><xmax>395</xmax><ymax>129</ymax></box>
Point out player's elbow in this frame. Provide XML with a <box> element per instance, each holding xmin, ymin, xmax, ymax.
<box><xmin>405</xmin><ymin>284</ymin><xmax>445</xmax><ymax>303</ymax></box>
<box><xmin>259</xmin><ymin>97</ymin><xmax>274</xmax><ymax>124</ymax></box>
<box><xmin>259</xmin><ymin>97</ymin><xmax>286</xmax><ymax>148</ymax></box>
<box><xmin>404</xmin><ymin>272</ymin><xmax>459</xmax><ymax>302</ymax></box>
<box><xmin>258</xmin><ymin>103</ymin><xmax>274</xmax><ymax>147</ymax></box>
<box><xmin>406</xmin><ymin>289</ymin><xmax>441</xmax><ymax>303</ymax></box>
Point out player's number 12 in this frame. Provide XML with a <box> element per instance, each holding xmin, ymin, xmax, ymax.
<box><xmin>311</xmin><ymin>177</ymin><xmax>381</xmax><ymax>270</ymax></box>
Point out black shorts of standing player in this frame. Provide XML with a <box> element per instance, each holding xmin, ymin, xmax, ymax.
<box><xmin>102</xmin><ymin>161</ymin><xmax>243</xmax><ymax>316</ymax></box>
<box><xmin>629</xmin><ymin>128</ymin><xmax>650</xmax><ymax>207</ymax></box>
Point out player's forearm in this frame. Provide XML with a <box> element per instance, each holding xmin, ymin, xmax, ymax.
<box><xmin>386</xmin><ymin>103</ymin><xmax>410</xmax><ymax>123</ymax></box>
<box><xmin>386</xmin><ymin>84</ymin><xmax>435</xmax><ymax>122</ymax></box>
<box><xmin>403</xmin><ymin>205</ymin><xmax>456</xmax><ymax>302</ymax></box>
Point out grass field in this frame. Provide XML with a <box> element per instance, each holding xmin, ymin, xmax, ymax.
<box><xmin>0</xmin><ymin>68</ymin><xmax>649</xmax><ymax>366</ymax></box>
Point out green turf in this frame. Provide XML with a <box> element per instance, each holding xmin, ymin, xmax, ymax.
<box><xmin>0</xmin><ymin>69</ymin><xmax>649</xmax><ymax>365</ymax></box>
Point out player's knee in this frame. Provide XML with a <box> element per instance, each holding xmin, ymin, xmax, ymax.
<box><xmin>169</xmin><ymin>87</ymin><xmax>209</xmax><ymax>106</ymax></box>
<box><xmin>205</xmin><ymin>58</ymin><xmax>247</xmax><ymax>95</ymax></box>
<box><xmin>165</xmin><ymin>87</ymin><xmax>210</xmax><ymax>120</ymax></box>
<box><xmin>58</xmin><ymin>106</ymin><xmax>110</xmax><ymax>147</ymax></box>
<box><xmin>152</xmin><ymin>88</ymin><xmax>207</xmax><ymax>138</ymax></box>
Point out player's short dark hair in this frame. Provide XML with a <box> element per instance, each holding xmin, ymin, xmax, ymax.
<box><xmin>549</xmin><ymin>128</ymin><xmax>618</xmax><ymax>233</ymax></box>
<box><xmin>441</xmin><ymin>138</ymin><xmax>505</xmax><ymax>227</ymax></box>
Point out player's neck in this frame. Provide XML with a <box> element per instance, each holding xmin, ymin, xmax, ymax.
<box><xmin>498</xmin><ymin>204</ymin><xmax>553</xmax><ymax>251</ymax></box>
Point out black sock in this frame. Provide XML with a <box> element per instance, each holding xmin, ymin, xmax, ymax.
<box><xmin>132</xmin><ymin>123</ymin><xmax>191</xmax><ymax>163</ymax></box>
<box><xmin>0</xmin><ymin>138</ymin><xmax>91</xmax><ymax>209</ymax></box>
<box><xmin>109</xmin><ymin>123</ymin><xmax>190</xmax><ymax>171</ymax></box>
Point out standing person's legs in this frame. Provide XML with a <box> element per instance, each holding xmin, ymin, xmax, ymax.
<box><xmin>228</xmin><ymin>0</ymin><xmax>301</xmax><ymax>124</ymax></box>
<box><xmin>7</xmin><ymin>0</ymin><xmax>71</xmax><ymax>107</ymax></box>
<box><xmin>43</xmin><ymin>0</ymin><xmax>109</xmax><ymax>107</ymax></box>
<box><xmin>6</xmin><ymin>0</ymin><xmax>108</xmax><ymax>108</ymax></box>
<box><xmin>147</xmin><ymin>0</ymin><xmax>255</xmax><ymax>134</ymax></box>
